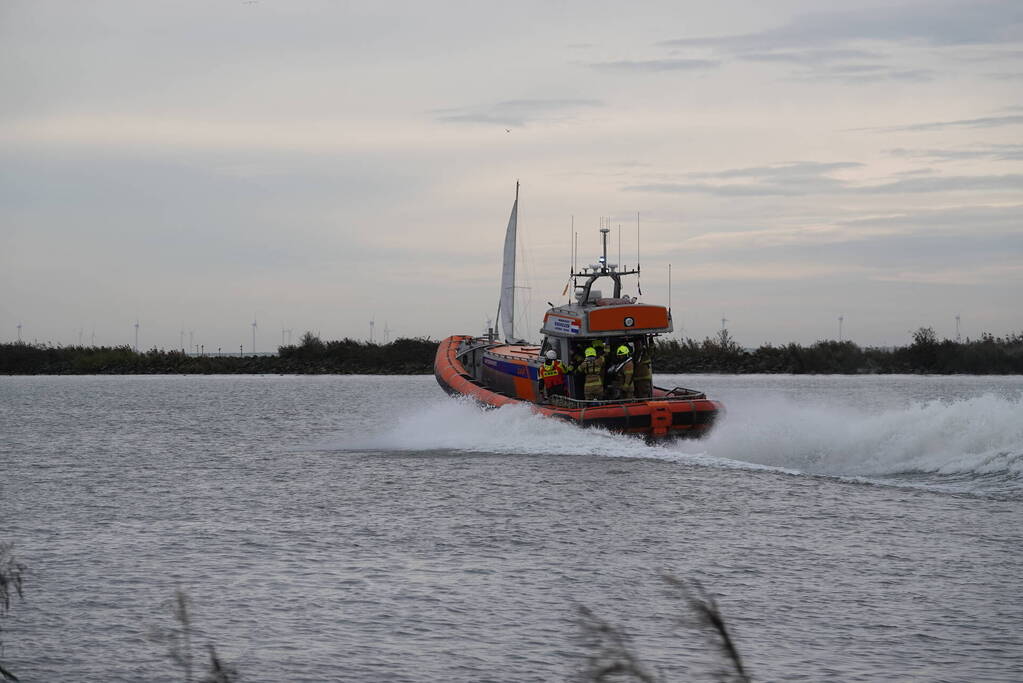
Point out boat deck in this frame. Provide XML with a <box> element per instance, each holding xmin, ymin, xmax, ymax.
<box><xmin>485</xmin><ymin>344</ymin><xmax>541</xmax><ymax>361</ymax></box>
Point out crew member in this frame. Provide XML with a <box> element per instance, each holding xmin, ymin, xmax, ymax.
<box><xmin>607</xmin><ymin>344</ymin><xmax>635</xmax><ymax>400</ymax></box>
<box><xmin>633</xmin><ymin>340</ymin><xmax>653</xmax><ymax>398</ymax></box>
<box><xmin>579</xmin><ymin>346</ymin><xmax>605</xmax><ymax>400</ymax></box>
<box><xmin>539</xmin><ymin>350</ymin><xmax>567</xmax><ymax>400</ymax></box>
<box><xmin>569</xmin><ymin>343</ymin><xmax>588</xmax><ymax>398</ymax></box>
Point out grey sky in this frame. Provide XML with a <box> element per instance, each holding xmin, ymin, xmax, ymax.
<box><xmin>1</xmin><ymin>0</ymin><xmax>1020</xmax><ymax>349</ymax></box>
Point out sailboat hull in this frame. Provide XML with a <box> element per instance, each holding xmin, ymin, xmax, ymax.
<box><xmin>434</xmin><ymin>335</ymin><xmax>722</xmax><ymax>440</ymax></box>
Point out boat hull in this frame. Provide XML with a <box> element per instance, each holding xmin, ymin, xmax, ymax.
<box><xmin>434</xmin><ymin>335</ymin><xmax>722</xmax><ymax>440</ymax></box>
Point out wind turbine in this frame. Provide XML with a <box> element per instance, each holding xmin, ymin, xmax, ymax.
<box><xmin>17</xmin><ymin>322</ymin><xmax>22</xmax><ymax>343</ymax></box>
<box><xmin>134</xmin><ymin>319</ymin><xmax>140</xmax><ymax>351</ymax></box>
<box><xmin>251</xmin><ymin>316</ymin><xmax>258</xmax><ymax>353</ymax></box>
<box><xmin>838</xmin><ymin>315</ymin><xmax>844</xmax><ymax>342</ymax></box>
<box><xmin>955</xmin><ymin>314</ymin><xmax>961</xmax><ymax>342</ymax></box>
<box><xmin>383</xmin><ymin>321</ymin><xmax>391</xmax><ymax>344</ymax></box>
<box><xmin>369</xmin><ymin>318</ymin><xmax>375</xmax><ymax>343</ymax></box>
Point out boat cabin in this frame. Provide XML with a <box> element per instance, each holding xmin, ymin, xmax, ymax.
<box><xmin>466</xmin><ymin>223</ymin><xmax>671</xmax><ymax>404</ymax></box>
<box><xmin>535</xmin><ymin>266</ymin><xmax>671</xmax><ymax>397</ymax></box>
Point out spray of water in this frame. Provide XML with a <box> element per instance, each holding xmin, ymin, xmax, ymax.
<box><xmin>672</xmin><ymin>392</ymin><xmax>1023</xmax><ymax>479</ymax></box>
<box><xmin>348</xmin><ymin>393</ymin><xmax>1023</xmax><ymax>489</ymax></box>
<box><xmin>354</xmin><ymin>398</ymin><xmax>662</xmax><ymax>459</ymax></box>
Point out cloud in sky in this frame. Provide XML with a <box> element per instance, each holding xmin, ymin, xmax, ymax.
<box><xmin>588</xmin><ymin>58</ymin><xmax>720</xmax><ymax>72</ymax></box>
<box><xmin>859</xmin><ymin>114</ymin><xmax>1023</xmax><ymax>132</ymax></box>
<box><xmin>1</xmin><ymin>0</ymin><xmax>1021</xmax><ymax>348</ymax></box>
<box><xmin>625</xmin><ymin>173</ymin><xmax>1023</xmax><ymax>197</ymax></box>
<box><xmin>688</xmin><ymin>161</ymin><xmax>863</xmax><ymax>179</ymax></box>
<box><xmin>667</xmin><ymin>205</ymin><xmax>1023</xmax><ymax>293</ymax></box>
<box><xmin>787</xmin><ymin>66</ymin><xmax>936</xmax><ymax>84</ymax></box>
<box><xmin>887</xmin><ymin>144</ymin><xmax>1023</xmax><ymax>161</ymax></box>
<box><xmin>624</xmin><ymin>160</ymin><xmax>1023</xmax><ymax>197</ymax></box>
<box><xmin>434</xmin><ymin>99</ymin><xmax>603</xmax><ymax>127</ymax></box>
<box><xmin>643</xmin><ymin>2</ymin><xmax>1021</xmax><ymax>88</ymax></box>
<box><xmin>738</xmin><ymin>49</ymin><xmax>886</xmax><ymax>64</ymax></box>
<box><xmin>659</xmin><ymin>0</ymin><xmax>1023</xmax><ymax>50</ymax></box>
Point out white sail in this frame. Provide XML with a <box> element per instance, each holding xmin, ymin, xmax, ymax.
<box><xmin>498</xmin><ymin>182</ymin><xmax>518</xmax><ymax>341</ymax></box>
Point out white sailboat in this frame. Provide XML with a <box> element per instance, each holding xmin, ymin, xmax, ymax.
<box><xmin>495</xmin><ymin>181</ymin><xmax>524</xmax><ymax>343</ymax></box>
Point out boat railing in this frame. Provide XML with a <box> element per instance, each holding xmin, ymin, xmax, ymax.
<box><xmin>662</xmin><ymin>386</ymin><xmax>709</xmax><ymax>399</ymax></box>
<box><xmin>545</xmin><ymin>387</ymin><xmax>706</xmax><ymax>409</ymax></box>
<box><xmin>455</xmin><ymin>340</ymin><xmax>498</xmax><ymax>360</ymax></box>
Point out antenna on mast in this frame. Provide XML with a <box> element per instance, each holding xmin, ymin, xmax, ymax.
<box><xmin>570</xmin><ymin>215</ymin><xmax>574</xmax><ymax>274</ymax></box>
<box><xmin>599</xmin><ymin>223</ymin><xmax>610</xmax><ymax>273</ymax></box>
<box><xmin>668</xmin><ymin>263</ymin><xmax>672</xmax><ymax>315</ymax></box>
<box><xmin>563</xmin><ymin>215</ymin><xmax>575</xmax><ymax>298</ymax></box>
<box><xmin>636</xmin><ymin>212</ymin><xmax>642</xmax><ymax>296</ymax></box>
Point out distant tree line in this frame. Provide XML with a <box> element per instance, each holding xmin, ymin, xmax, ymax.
<box><xmin>2</xmin><ymin>327</ymin><xmax>1022</xmax><ymax>375</ymax></box>
<box><xmin>0</xmin><ymin>333</ymin><xmax>436</xmax><ymax>375</ymax></box>
<box><xmin>653</xmin><ymin>327</ymin><xmax>1023</xmax><ymax>374</ymax></box>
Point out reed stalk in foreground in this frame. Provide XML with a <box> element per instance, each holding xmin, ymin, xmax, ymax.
<box><xmin>577</xmin><ymin>575</ymin><xmax>751</xmax><ymax>683</ymax></box>
<box><xmin>663</xmin><ymin>576</ymin><xmax>750</xmax><ymax>683</ymax></box>
<box><xmin>577</xmin><ymin>603</ymin><xmax>661</xmax><ymax>682</ymax></box>
<box><xmin>150</xmin><ymin>589</ymin><xmax>239</xmax><ymax>683</ymax></box>
<box><xmin>0</xmin><ymin>543</ymin><xmax>27</xmax><ymax>682</ymax></box>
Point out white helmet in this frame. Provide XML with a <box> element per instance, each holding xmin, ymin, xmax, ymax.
<box><xmin>545</xmin><ymin>350</ymin><xmax>557</xmax><ymax>360</ymax></box>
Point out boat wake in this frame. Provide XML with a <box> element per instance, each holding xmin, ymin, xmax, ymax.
<box><xmin>674</xmin><ymin>392</ymin><xmax>1023</xmax><ymax>481</ymax></box>
<box><xmin>347</xmin><ymin>393</ymin><xmax>1023</xmax><ymax>498</ymax></box>
<box><xmin>352</xmin><ymin>398</ymin><xmax>671</xmax><ymax>460</ymax></box>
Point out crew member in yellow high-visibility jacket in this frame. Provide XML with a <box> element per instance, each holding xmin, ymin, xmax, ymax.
<box><xmin>539</xmin><ymin>350</ymin><xmax>567</xmax><ymax>399</ymax></box>
<box><xmin>607</xmin><ymin>344</ymin><xmax>634</xmax><ymax>400</ymax></box>
<box><xmin>569</xmin><ymin>343</ymin><xmax>588</xmax><ymax>397</ymax></box>
<box><xmin>633</xmin><ymin>341</ymin><xmax>653</xmax><ymax>398</ymax></box>
<box><xmin>579</xmin><ymin>346</ymin><xmax>605</xmax><ymax>400</ymax></box>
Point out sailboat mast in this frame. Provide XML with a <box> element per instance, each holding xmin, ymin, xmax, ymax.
<box><xmin>498</xmin><ymin>182</ymin><xmax>519</xmax><ymax>341</ymax></box>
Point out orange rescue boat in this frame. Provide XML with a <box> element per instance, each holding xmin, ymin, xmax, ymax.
<box><xmin>434</xmin><ymin>183</ymin><xmax>723</xmax><ymax>441</ymax></box>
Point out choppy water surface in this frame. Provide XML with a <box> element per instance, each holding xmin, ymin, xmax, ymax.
<box><xmin>2</xmin><ymin>374</ymin><xmax>1022</xmax><ymax>682</ymax></box>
